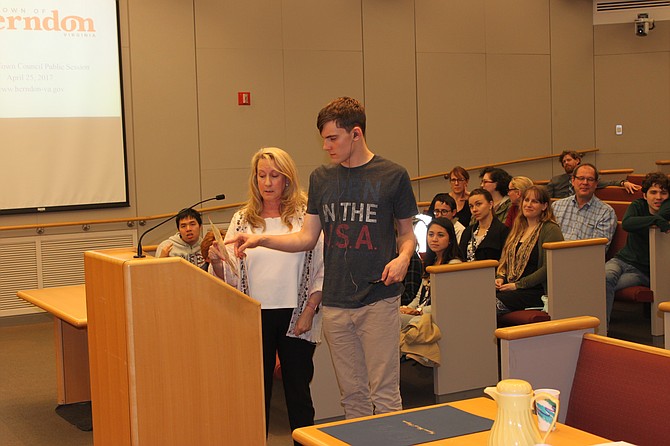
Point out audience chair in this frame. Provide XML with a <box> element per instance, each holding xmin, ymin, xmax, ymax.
<box><xmin>608</xmin><ymin>226</ymin><xmax>670</xmax><ymax>336</ymax></box>
<box><xmin>660</xmin><ymin>301</ymin><xmax>670</xmax><ymax>350</ymax></box>
<box><xmin>428</xmin><ymin>260</ymin><xmax>499</xmax><ymax>398</ymax></box>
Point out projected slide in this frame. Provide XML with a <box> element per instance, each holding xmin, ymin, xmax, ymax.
<box><xmin>0</xmin><ymin>0</ymin><xmax>128</xmax><ymax>214</ymax></box>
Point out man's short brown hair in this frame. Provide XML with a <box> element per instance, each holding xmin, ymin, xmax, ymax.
<box><xmin>559</xmin><ymin>150</ymin><xmax>583</xmax><ymax>164</ymax></box>
<box><xmin>316</xmin><ymin>97</ymin><xmax>366</xmax><ymax>135</ymax></box>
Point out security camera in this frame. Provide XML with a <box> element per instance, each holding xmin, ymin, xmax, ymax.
<box><xmin>635</xmin><ymin>13</ymin><xmax>655</xmax><ymax>37</ymax></box>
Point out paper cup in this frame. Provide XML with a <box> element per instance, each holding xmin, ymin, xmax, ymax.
<box><xmin>534</xmin><ymin>388</ymin><xmax>560</xmax><ymax>432</ymax></box>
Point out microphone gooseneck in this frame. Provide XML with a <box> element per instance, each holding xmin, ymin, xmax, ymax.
<box><xmin>134</xmin><ymin>194</ymin><xmax>226</xmax><ymax>258</ymax></box>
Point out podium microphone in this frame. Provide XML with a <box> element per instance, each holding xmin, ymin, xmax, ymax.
<box><xmin>135</xmin><ymin>194</ymin><xmax>226</xmax><ymax>258</ymax></box>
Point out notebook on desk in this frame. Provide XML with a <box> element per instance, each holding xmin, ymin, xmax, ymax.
<box><xmin>319</xmin><ymin>404</ymin><xmax>493</xmax><ymax>446</ymax></box>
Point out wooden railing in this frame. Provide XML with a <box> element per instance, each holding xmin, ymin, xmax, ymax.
<box><xmin>0</xmin><ymin>202</ymin><xmax>245</xmax><ymax>233</ymax></box>
<box><xmin>598</xmin><ymin>168</ymin><xmax>634</xmax><ymax>175</ymax></box>
<box><xmin>410</xmin><ymin>148</ymin><xmax>599</xmax><ymax>182</ymax></box>
<box><xmin>8</xmin><ymin>147</ymin><xmax>646</xmax><ymax>235</ymax></box>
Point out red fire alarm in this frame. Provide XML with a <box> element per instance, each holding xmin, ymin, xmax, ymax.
<box><xmin>238</xmin><ymin>92</ymin><xmax>251</xmax><ymax>106</ymax></box>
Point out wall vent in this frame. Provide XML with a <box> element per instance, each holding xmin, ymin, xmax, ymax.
<box><xmin>594</xmin><ymin>1</ymin><xmax>670</xmax><ymax>25</ymax></box>
<box><xmin>0</xmin><ymin>230</ymin><xmax>136</xmax><ymax>317</ymax></box>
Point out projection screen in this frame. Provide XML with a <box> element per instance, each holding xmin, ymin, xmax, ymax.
<box><xmin>0</xmin><ymin>0</ymin><xmax>128</xmax><ymax>215</ymax></box>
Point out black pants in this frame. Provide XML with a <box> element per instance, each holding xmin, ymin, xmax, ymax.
<box><xmin>496</xmin><ymin>286</ymin><xmax>544</xmax><ymax>313</ymax></box>
<box><xmin>261</xmin><ymin>308</ymin><xmax>316</xmax><ymax>442</ymax></box>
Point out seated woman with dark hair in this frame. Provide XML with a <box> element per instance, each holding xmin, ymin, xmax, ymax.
<box><xmin>458</xmin><ymin>188</ymin><xmax>510</xmax><ymax>262</ymax></box>
<box><xmin>400</xmin><ymin>218</ymin><xmax>461</xmax><ymax>328</ymax></box>
<box><xmin>495</xmin><ymin>185</ymin><xmax>564</xmax><ymax>315</ymax></box>
<box><xmin>479</xmin><ymin>167</ymin><xmax>513</xmax><ymax>224</ymax></box>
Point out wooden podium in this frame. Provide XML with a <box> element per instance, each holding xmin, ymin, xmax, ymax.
<box><xmin>84</xmin><ymin>249</ymin><xmax>265</xmax><ymax>445</ymax></box>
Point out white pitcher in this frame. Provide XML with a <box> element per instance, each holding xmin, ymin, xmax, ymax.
<box><xmin>484</xmin><ymin>379</ymin><xmax>559</xmax><ymax>446</ymax></box>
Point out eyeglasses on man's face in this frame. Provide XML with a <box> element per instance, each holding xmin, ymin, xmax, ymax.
<box><xmin>433</xmin><ymin>209</ymin><xmax>453</xmax><ymax>217</ymax></box>
<box><xmin>573</xmin><ymin>176</ymin><xmax>597</xmax><ymax>184</ymax></box>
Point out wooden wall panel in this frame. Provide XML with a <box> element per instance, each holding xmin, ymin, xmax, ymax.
<box><xmin>549</xmin><ymin>0</ymin><xmax>595</xmax><ymax>178</ymax></box>
<box><xmin>486</xmin><ymin>0</ymin><xmax>550</xmax><ymax>55</ymax></box>
<box><xmin>127</xmin><ymin>0</ymin><xmax>200</xmax><ymax>221</ymax></box>
<box><xmin>486</xmin><ymin>54</ymin><xmax>552</xmax><ymax>167</ymax></box>
<box><xmin>195</xmin><ymin>0</ymin><xmax>283</xmax><ymax>49</ymax></box>
<box><xmin>415</xmin><ymin>0</ymin><xmax>486</xmax><ymax>54</ymax></box>
<box><xmin>417</xmin><ymin>53</ymin><xmax>487</xmax><ymax>185</ymax></box>
<box><xmin>595</xmin><ymin>51</ymin><xmax>670</xmax><ymax>172</ymax></box>
<box><xmin>362</xmin><ymin>0</ymin><xmax>419</xmax><ymax>178</ymax></box>
<box><xmin>282</xmin><ymin>0</ymin><xmax>363</xmax><ymax>51</ymax></box>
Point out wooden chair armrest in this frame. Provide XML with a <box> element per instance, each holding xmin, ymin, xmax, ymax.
<box><xmin>543</xmin><ymin>238</ymin><xmax>607</xmax><ymax>250</ymax></box>
<box><xmin>427</xmin><ymin>259</ymin><xmax>498</xmax><ymax>274</ymax></box>
<box><xmin>495</xmin><ymin>316</ymin><xmax>600</xmax><ymax>340</ymax></box>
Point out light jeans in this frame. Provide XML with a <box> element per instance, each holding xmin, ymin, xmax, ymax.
<box><xmin>322</xmin><ymin>296</ymin><xmax>402</xmax><ymax>419</ymax></box>
<box><xmin>605</xmin><ymin>257</ymin><xmax>650</xmax><ymax>326</ymax></box>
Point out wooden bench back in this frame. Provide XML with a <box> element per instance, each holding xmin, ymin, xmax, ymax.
<box><xmin>566</xmin><ymin>334</ymin><xmax>670</xmax><ymax>445</ymax></box>
<box><xmin>595</xmin><ymin>186</ymin><xmax>643</xmax><ymax>202</ymax></box>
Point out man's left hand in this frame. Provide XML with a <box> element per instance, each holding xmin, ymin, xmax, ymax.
<box><xmin>623</xmin><ymin>181</ymin><xmax>642</xmax><ymax>194</ymax></box>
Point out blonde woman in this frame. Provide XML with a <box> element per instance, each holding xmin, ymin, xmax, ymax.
<box><xmin>495</xmin><ymin>185</ymin><xmax>563</xmax><ymax>314</ymax></box>
<box><xmin>209</xmin><ymin>147</ymin><xmax>324</xmax><ymax>440</ymax></box>
<box><xmin>504</xmin><ymin>176</ymin><xmax>534</xmax><ymax>228</ymax></box>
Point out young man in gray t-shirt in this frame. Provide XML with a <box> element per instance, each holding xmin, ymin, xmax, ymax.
<box><xmin>228</xmin><ymin>97</ymin><xmax>417</xmax><ymax>418</ymax></box>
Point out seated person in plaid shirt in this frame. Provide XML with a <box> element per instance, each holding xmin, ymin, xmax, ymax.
<box><xmin>551</xmin><ymin>163</ymin><xmax>617</xmax><ymax>250</ymax></box>
<box><xmin>401</xmin><ymin>250</ymin><xmax>423</xmax><ymax>306</ymax></box>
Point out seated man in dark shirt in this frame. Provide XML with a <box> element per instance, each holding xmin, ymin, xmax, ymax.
<box><xmin>605</xmin><ymin>172</ymin><xmax>670</xmax><ymax>327</ymax></box>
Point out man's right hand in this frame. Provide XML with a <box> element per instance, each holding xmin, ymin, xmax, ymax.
<box><xmin>159</xmin><ymin>242</ymin><xmax>173</xmax><ymax>258</ymax></box>
<box><xmin>225</xmin><ymin>233</ymin><xmax>262</xmax><ymax>258</ymax></box>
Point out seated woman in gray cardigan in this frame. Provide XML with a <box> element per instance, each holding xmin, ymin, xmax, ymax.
<box><xmin>495</xmin><ymin>185</ymin><xmax>564</xmax><ymax>314</ymax></box>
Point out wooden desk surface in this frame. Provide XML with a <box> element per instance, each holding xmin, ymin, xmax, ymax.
<box><xmin>293</xmin><ymin>397</ymin><xmax>610</xmax><ymax>446</ymax></box>
<box><xmin>17</xmin><ymin>284</ymin><xmax>87</xmax><ymax>328</ymax></box>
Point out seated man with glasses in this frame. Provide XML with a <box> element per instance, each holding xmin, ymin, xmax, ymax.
<box><xmin>427</xmin><ymin>193</ymin><xmax>466</xmax><ymax>243</ymax></box>
<box><xmin>547</xmin><ymin>150</ymin><xmax>641</xmax><ymax>198</ymax></box>
<box><xmin>551</xmin><ymin>163</ymin><xmax>617</xmax><ymax>250</ymax></box>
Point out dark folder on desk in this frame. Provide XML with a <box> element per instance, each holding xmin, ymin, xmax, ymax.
<box><xmin>319</xmin><ymin>405</ymin><xmax>493</xmax><ymax>445</ymax></box>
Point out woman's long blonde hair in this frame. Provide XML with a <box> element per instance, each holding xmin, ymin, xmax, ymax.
<box><xmin>243</xmin><ymin>147</ymin><xmax>307</xmax><ymax>231</ymax></box>
<box><xmin>503</xmin><ymin>185</ymin><xmax>556</xmax><ymax>249</ymax></box>
<box><xmin>498</xmin><ymin>185</ymin><xmax>556</xmax><ymax>276</ymax></box>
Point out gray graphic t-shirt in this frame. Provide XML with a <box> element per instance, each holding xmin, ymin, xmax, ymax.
<box><xmin>307</xmin><ymin>155</ymin><xmax>417</xmax><ymax>308</ymax></box>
